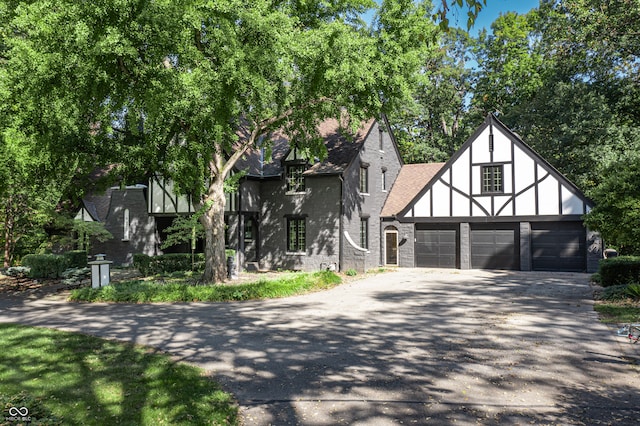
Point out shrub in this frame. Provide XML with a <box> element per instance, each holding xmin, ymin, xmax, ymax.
<box><xmin>21</xmin><ymin>254</ymin><xmax>68</xmax><ymax>279</ymax></box>
<box><xmin>3</xmin><ymin>266</ymin><xmax>31</xmax><ymax>278</ymax></box>
<box><xmin>625</xmin><ymin>283</ymin><xmax>640</xmax><ymax>300</ymax></box>
<box><xmin>133</xmin><ymin>253</ymin><xmax>206</xmax><ymax>276</ymax></box>
<box><xmin>597</xmin><ymin>284</ymin><xmax>631</xmax><ymax>301</ymax></box>
<box><xmin>599</xmin><ymin>256</ymin><xmax>640</xmax><ymax>287</ymax></box>
<box><xmin>61</xmin><ymin>267</ymin><xmax>91</xmax><ymax>286</ymax></box>
<box><xmin>133</xmin><ymin>253</ymin><xmax>152</xmax><ymax>276</ymax></box>
<box><xmin>345</xmin><ymin>269</ymin><xmax>358</xmax><ymax>276</ymax></box>
<box><xmin>63</xmin><ymin>250</ymin><xmax>88</xmax><ymax>268</ymax></box>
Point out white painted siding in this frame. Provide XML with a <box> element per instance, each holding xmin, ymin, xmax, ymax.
<box><xmin>472</xmin><ymin>127</ymin><xmax>491</xmax><ymax>164</ymax></box>
<box><xmin>452</xmin><ymin>190</ymin><xmax>470</xmax><ymax>216</ymax></box>
<box><xmin>452</xmin><ymin>148</ymin><xmax>470</xmax><ymax>194</ymax></box>
<box><xmin>561</xmin><ymin>187</ymin><xmax>584</xmax><ymax>215</ymax></box>
<box><xmin>515</xmin><ymin>187</ymin><xmax>536</xmax><ymax>216</ymax></box>
<box><xmin>513</xmin><ymin>146</ymin><xmax>535</xmax><ymax>193</ymax></box>
<box><xmin>538</xmin><ymin>175</ymin><xmax>559</xmax><ymax>215</ymax></box>
<box><xmin>492</xmin><ymin>130</ymin><xmax>512</xmax><ymax>162</ymax></box>
<box><xmin>413</xmin><ymin>190</ymin><xmax>431</xmax><ymax>216</ymax></box>
<box><xmin>432</xmin><ymin>181</ymin><xmax>450</xmax><ymax>216</ymax></box>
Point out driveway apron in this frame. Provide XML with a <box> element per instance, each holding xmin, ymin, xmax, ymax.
<box><xmin>1</xmin><ymin>269</ymin><xmax>639</xmax><ymax>425</ymax></box>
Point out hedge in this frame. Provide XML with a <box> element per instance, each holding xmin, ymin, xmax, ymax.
<box><xmin>21</xmin><ymin>254</ymin><xmax>68</xmax><ymax>279</ymax></box>
<box><xmin>63</xmin><ymin>250</ymin><xmax>88</xmax><ymax>269</ymax></box>
<box><xmin>133</xmin><ymin>253</ymin><xmax>206</xmax><ymax>276</ymax></box>
<box><xmin>599</xmin><ymin>256</ymin><xmax>640</xmax><ymax>287</ymax></box>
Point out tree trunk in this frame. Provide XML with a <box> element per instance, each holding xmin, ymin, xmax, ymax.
<box><xmin>3</xmin><ymin>198</ymin><xmax>13</xmax><ymax>268</ymax></box>
<box><xmin>200</xmin><ymin>175</ymin><xmax>228</xmax><ymax>284</ymax></box>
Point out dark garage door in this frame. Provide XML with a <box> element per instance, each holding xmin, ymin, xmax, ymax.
<box><xmin>471</xmin><ymin>225</ymin><xmax>518</xmax><ymax>270</ymax></box>
<box><xmin>532</xmin><ymin>222</ymin><xmax>586</xmax><ymax>272</ymax></box>
<box><xmin>415</xmin><ymin>228</ymin><xmax>457</xmax><ymax>268</ymax></box>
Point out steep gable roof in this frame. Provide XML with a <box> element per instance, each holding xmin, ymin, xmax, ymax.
<box><xmin>381</xmin><ymin>163</ymin><xmax>445</xmax><ymax>217</ymax></box>
<box><xmin>395</xmin><ymin>114</ymin><xmax>593</xmax><ymax>220</ymax></box>
<box><xmin>235</xmin><ymin>117</ymin><xmax>376</xmax><ymax>178</ymax></box>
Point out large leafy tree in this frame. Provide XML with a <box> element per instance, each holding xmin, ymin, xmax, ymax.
<box><xmin>1</xmin><ymin>0</ymin><xmax>428</xmax><ymax>282</ymax></box>
<box><xmin>390</xmin><ymin>28</ymin><xmax>475</xmax><ymax>163</ymax></box>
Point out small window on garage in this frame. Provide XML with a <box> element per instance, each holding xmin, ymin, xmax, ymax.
<box><xmin>482</xmin><ymin>165</ymin><xmax>503</xmax><ymax>193</ymax></box>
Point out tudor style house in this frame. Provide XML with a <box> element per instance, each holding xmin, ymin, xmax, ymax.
<box><xmin>77</xmin><ymin>114</ymin><xmax>601</xmax><ymax>273</ymax></box>
<box><xmin>80</xmin><ymin>116</ymin><xmax>403</xmax><ymax>272</ymax></box>
<box><xmin>380</xmin><ymin>114</ymin><xmax>601</xmax><ymax>272</ymax></box>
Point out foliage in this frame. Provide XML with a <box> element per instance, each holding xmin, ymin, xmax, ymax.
<box><xmin>584</xmin><ymin>154</ymin><xmax>640</xmax><ymax>254</ymax></box>
<box><xmin>60</xmin><ymin>267</ymin><xmax>90</xmax><ymax>286</ymax></box>
<box><xmin>2</xmin><ymin>266</ymin><xmax>30</xmax><ymax>278</ymax></box>
<box><xmin>0</xmin><ymin>324</ymin><xmax>238</xmax><ymax>425</ymax></box>
<box><xmin>21</xmin><ymin>254</ymin><xmax>68</xmax><ymax>279</ymax></box>
<box><xmin>71</xmin><ymin>220</ymin><xmax>114</xmax><ymax>253</ymax></box>
<box><xmin>345</xmin><ymin>269</ymin><xmax>358</xmax><ymax>276</ymax></box>
<box><xmin>160</xmin><ymin>214</ymin><xmax>205</xmax><ymax>251</ymax></box>
<box><xmin>596</xmin><ymin>284</ymin><xmax>633</xmax><ymax>302</ymax></box>
<box><xmin>625</xmin><ymin>284</ymin><xmax>640</xmax><ymax>301</ymax></box>
<box><xmin>389</xmin><ymin>28</ymin><xmax>474</xmax><ymax>163</ymax></box>
<box><xmin>597</xmin><ymin>256</ymin><xmax>640</xmax><ymax>288</ymax></box>
<box><xmin>0</xmin><ymin>0</ymin><xmax>452</xmax><ymax>283</ymax></box>
<box><xmin>62</xmin><ymin>250</ymin><xmax>87</xmax><ymax>269</ymax></box>
<box><xmin>69</xmin><ymin>271</ymin><xmax>342</xmax><ymax>303</ymax></box>
<box><xmin>133</xmin><ymin>253</ymin><xmax>206</xmax><ymax>277</ymax></box>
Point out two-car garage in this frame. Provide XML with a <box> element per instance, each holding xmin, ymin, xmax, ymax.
<box><xmin>414</xmin><ymin>222</ymin><xmax>588</xmax><ymax>272</ymax></box>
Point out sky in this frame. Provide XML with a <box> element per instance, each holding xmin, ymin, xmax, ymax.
<box><xmin>447</xmin><ymin>0</ymin><xmax>540</xmax><ymax>35</ymax></box>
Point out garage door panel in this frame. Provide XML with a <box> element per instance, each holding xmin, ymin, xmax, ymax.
<box><xmin>531</xmin><ymin>223</ymin><xmax>585</xmax><ymax>272</ymax></box>
<box><xmin>471</xmin><ymin>228</ymin><xmax>517</xmax><ymax>270</ymax></box>
<box><xmin>415</xmin><ymin>229</ymin><xmax>457</xmax><ymax>268</ymax></box>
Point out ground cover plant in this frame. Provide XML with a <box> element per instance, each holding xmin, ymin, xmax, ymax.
<box><xmin>0</xmin><ymin>324</ymin><xmax>238</xmax><ymax>425</ymax></box>
<box><xmin>593</xmin><ymin>280</ymin><xmax>640</xmax><ymax>324</ymax></box>
<box><xmin>69</xmin><ymin>271</ymin><xmax>342</xmax><ymax>303</ymax></box>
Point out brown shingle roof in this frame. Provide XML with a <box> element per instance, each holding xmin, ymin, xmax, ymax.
<box><xmin>235</xmin><ymin>118</ymin><xmax>375</xmax><ymax>177</ymax></box>
<box><xmin>381</xmin><ymin>163</ymin><xmax>445</xmax><ymax>217</ymax></box>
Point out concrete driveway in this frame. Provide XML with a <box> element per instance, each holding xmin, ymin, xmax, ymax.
<box><xmin>1</xmin><ymin>269</ymin><xmax>639</xmax><ymax>425</ymax></box>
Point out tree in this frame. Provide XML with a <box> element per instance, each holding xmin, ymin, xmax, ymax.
<box><xmin>389</xmin><ymin>28</ymin><xmax>475</xmax><ymax>163</ymax></box>
<box><xmin>0</xmin><ymin>0</ymin><xmax>415</xmax><ymax>282</ymax></box>
<box><xmin>2</xmin><ymin>0</ymin><xmax>487</xmax><ymax>282</ymax></box>
<box><xmin>583</xmin><ymin>153</ymin><xmax>640</xmax><ymax>254</ymax></box>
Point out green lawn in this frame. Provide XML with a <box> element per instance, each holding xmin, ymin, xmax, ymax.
<box><xmin>0</xmin><ymin>324</ymin><xmax>238</xmax><ymax>425</ymax></box>
<box><xmin>69</xmin><ymin>270</ymin><xmax>342</xmax><ymax>303</ymax></box>
<box><xmin>594</xmin><ymin>302</ymin><xmax>640</xmax><ymax>324</ymax></box>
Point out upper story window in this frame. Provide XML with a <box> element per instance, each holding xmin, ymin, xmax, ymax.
<box><xmin>359</xmin><ymin>164</ymin><xmax>369</xmax><ymax>194</ymax></box>
<box><xmin>286</xmin><ymin>164</ymin><xmax>306</xmax><ymax>193</ymax></box>
<box><xmin>381</xmin><ymin>167</ymin><xmax>387</xmax><ymax>192</ymax></box>
<box><xmin>482</xmin><ymin>165</ymin><xmax>503</xmax><ymax>193</ymax></box>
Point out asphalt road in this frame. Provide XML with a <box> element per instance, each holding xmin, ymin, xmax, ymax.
<box><xmin>1</xmin><ymin>269</ymin><xmax>639</xmax><ymax>425</ymax></box>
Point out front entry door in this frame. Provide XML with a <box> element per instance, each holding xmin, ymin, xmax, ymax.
<box><xmin>385</xmin><ymin>231</ymin><xmax>398</xmax><ymax>265</ymax></box>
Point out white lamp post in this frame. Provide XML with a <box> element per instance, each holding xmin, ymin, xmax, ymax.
<box><xmin>88</xmin><ymin>254</ymin><xmax>113</xmax><ymax>288</ymax></box>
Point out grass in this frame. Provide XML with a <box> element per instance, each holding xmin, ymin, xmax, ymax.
<box><xmin>69</xmin><ymin>270</ymin><xmax>342</xmax><ymax>303</ymax></box>
<box><xmin>594</xmin><ymin>302</ymin><xmax>640</xmax><ymax>324</ymax></box>
<box><xmin>0</xmin><ymin>323</ymin><xmax>238</xmax><ymax>425</ymax></box>
<box><xmin>593</xmin><ymin>282</ymin><xmax>640</xmax><ymax>324</ymax></box>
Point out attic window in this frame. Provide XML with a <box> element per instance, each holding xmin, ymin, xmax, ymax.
<box><xmin>286</xmin><ymin>164</ymin><xmax>306</xmax><ymax>193</ymax></box>
<box><xmin>482</xmin><ymin>165</ymin><xmax>503</xmax><ymax>193</ymax></box>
